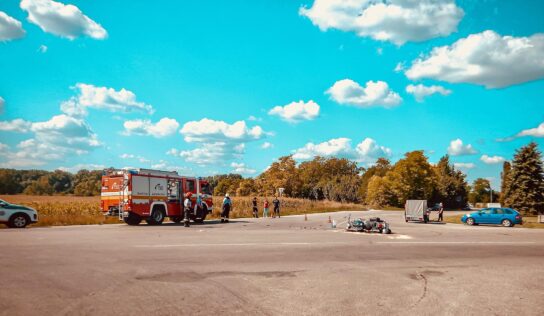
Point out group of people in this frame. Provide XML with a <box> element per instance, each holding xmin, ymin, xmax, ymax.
<box><xmin>218</xmin><ymin>194</ymin><xmax>282</xmax><ymax>222</ymax></box>
<box><xmin>251</xmin><ymin>196</ymin><xmax>281</xmax><ymax>218</ymax></box>
<box><xmin>182</xmin><ymin>193</ymin><xmax>283</xmax><ymax>226</ymax></box>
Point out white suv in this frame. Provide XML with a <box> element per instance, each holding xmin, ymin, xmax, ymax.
<box><xmin>0</xmin><ymin>199</ymin><xmax>38</xmax><ymax>228</ymax></box>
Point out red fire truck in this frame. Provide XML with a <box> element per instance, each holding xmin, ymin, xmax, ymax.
<box><xmin>100</xmin><ymin>168</ymin><xmax>213</xmax><ymax>225</ymax></box>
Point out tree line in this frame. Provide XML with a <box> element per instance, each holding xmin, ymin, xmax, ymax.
<box><xmin>0</xmin><ymin>169</ymin><xmax>102</xmax><ymax>196</ymax></box>
<box><xmin>2</xmin><ymin>142</ymin><xmax>542</xmax><ymax>214</ymax></box>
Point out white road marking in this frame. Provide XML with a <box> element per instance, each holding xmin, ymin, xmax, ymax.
<box><xmin>376</xmin><ymin>241</ymin><xmax>537</xmax><ymax>245</ymax></box>
<box><xmin>134</xmin><ymin>242</ymin><xmax>348</xmax><ymax>248</ymax></box>
<box><xmin>388</xmin><ymin>234</ymin><xmax>413</xmax><ymax>240</ymax></box>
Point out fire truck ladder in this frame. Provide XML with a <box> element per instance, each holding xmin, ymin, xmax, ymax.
<box><xmin>118</xmin><ymin>177</ymin><xmax>128</xmax><ymax>221</ymax></box>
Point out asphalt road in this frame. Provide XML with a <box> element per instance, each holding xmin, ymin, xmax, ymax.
<box><xmin>1</xmin><ymin>210</ymin><xmax>544</xmax><ymax>316</ymax></box>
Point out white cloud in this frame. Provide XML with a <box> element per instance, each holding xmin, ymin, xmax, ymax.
<box><xmin>0</xmin><ymin>114</ymin><xmax>100</xmax><ymax>167</ymax></box>
<box><xmin>515</xmin><ymin>122</ymin><xmax>544</xmax><ymax>138</ymax></box>
<box><xmin>151</xmin><ymin>160</ymin><xmax>193</xmax><ymax>175</ymax></box>
<box><xmin>447</xmin><ymin>139</ymin><xmax>478</xmax><ymax>156</ymax></box>
<box><xmin>120</xmin><ymin>153</ymin><xmax>135</xmax><ymax>159</ymax></box>
<box><xmin>248</xmin><ymin>115</ymin><xmax>262</xmax><ymax>122</ymax></box>
<box><xmin>326</xmin><ymin>79</ymin><xmax>402</xmax><ymax>108</ymax></box>
<box><xmin>0</xmin><ymin>96</ymin><xmax>4</xmax><ymax>114</ymax></box>
<box><xmin>406</xmin><ymin>84</ymin><xmax>452</xmax><ymax>102</ymax></box>
<box><xmin>405</xmin><ymin>30</ymin><xmax>544</xmax><ymax>88</ymax></box>
<box><xmin>268</xmin><ymin>100</ymin><xmax>320</xmax><ymax>122</ymax></box>
<box><xmin>61</xmin><ymin>83</ymin><xmax>154</xmax><ymax>117</ymax></box>
<box><xmin>180</xmin><ymin>119</ymin><xmax>264</xmax><ymax>143</ymax></box>
<box><xmin>0</xmin><ymin>119</ymin><xmax>32</xmax><ymax>132</ymax></box>
<box><xmin>0</xmin><ymin>11</ymin><xmax>26</xmax><ymax>41</ymax></box>
<box><xmin>230</xmin><ymin>162</ymin><xmax>256</xmax><ymax>175</ymax></box>
<box><xmin>480</xmin><ymin>155</ymin><xmax>505</xmax><ymax>164</ymax></box>
<box><xmin>120</xmin><ymin>154</ymin><xmax>149</xmax><ymax>163</ymax></box>
<box><xmin>261</xmin><ymin>142</ymin><xmax>273</xmax><ymax>149</ymax></box>
<box><xmin>20</xmin><ymin>0</ymin><xmax>107</xmax><ymax>40</ymax></box>
<box><xmin>292</xmin><ymin>137</ymin><xmax>391</xmax><ymax>163</ymax></box>
<box><xmin>299</xmin><ymin>0</ymin><xmax>464</xmax><ymax>45</ymax></box>
<box><xmin>176</xmin><ymin>142</ymin><xmax>245</xmax><ymax>165</ymax></box>
<box><xmin>123</xmin><ymin>117</ymin><xmax>179</xmax><ymax>138</ymax></box>
<box><xmin>58</xmin><ymin>163</ymin><xmax>106</xmax><ymax>173</ymax></box>
<box><xmin>38</xmin><ymin>44</ymin><xmax>48</xmax><ymax>53</ymax></box>
<box><xmin>454</xmin><ymin>162</ymin><xmax>475</xmax><ymax>169</ymax></box>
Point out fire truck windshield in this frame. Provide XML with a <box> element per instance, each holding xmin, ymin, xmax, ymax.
<box><xmin>201</xmin><ymin>183</ymin><xmax>212</xmax><ymax>195</ymax></box>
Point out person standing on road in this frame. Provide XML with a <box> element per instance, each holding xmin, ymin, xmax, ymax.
<box><xmin>263</xmin><ymin>199</ymin><xmax>269</xmax><ymax>218</ymax></box>
<box><xmin>424</xmin><ymin>207</ymin><xmax>430</xmax><ymax>223</ymax></box>
<box><xmin>438</xmin><ymin>202</ymin><xmax>444</xmax><ymax>222</ymax></box>
<box><xmin>272</xmin><ymin>196</ymin><xmax>280</xmax><ymax>218</ymax></box>
<box><xmin>183</xmin><ymin>192</ymin><xmax>192</xmax><ymax>227</ymax></box>
<box><xmin>252</xmin><ymin>197</ymin><xmax>259</xmax><ymax>218</ymax></box>
<box><xmin>221</xmin><ymin>193</ymin><xmax>232</xmax><ymax>223</ymax></box>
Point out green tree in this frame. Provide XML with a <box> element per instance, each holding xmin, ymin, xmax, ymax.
<box><xmin>236</xmin><ymin>178</ymin><xmax>257</xmax><ymax>196</ymax></box>
<box><xmin>258</xmin><ymin>156</ymin><xmax>301</xmax><ymax>197</ymax></box>
<box><xmin>23</xmin><ymin>175</ymin><xmax>54</xmax><ymax>195</ymax></box>
<box><xmin>433</xmin><ymin>155</ymin><xmax>468</xmax><ymax>208</ymax></box>
<box><xmin>499</xmin><ymin>161</ymin><xmax>512</xmax><ymax>205</ymax></box>
<box><xmin>387</xmin><ymin>151</ymin><xmax>436</xmax><ymax>206</ymax></box>
<box><xmin>468</xmin><ymin>178</ymin><xmax>498</xmax><ymax>205</ymax></box>
<box><xmin>503</xmin><ymin>142</ymin><xmax>544</xmax><ymax>214</ymax></box>
<box><xmin>366</xmin><ymin>175</ymin><xmax>396</xmax><ymax>207</ymax></box>
<box><xmin>359</xmin><ymin>158</ymin><xmax>391</xmax><ymax>202</ymax></box>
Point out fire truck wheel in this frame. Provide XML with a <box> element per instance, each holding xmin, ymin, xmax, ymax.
<box><xmin>147</xmin><ymin>207</ymin><xmax>165</xmax><ymax>225</ymax></box>
<box><xmin>123</xmin><ymin>213</ymin><xmax>141</xmax><ymax>226</ymax></box>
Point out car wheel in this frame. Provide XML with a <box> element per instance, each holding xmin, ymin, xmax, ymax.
<box><xmin>501</xmin><ymin>219</ymin><xmax>512</xmax><ymax>227</ymax></box>
<box><xmin>8</xmin><ymin>213</ymin><xmax>30</xmax><ymax>228</ymax></box>
<box><xmin>466</xmin><ymin>217</ymin><xmax>475</xmax><ymax>226</ymax></box>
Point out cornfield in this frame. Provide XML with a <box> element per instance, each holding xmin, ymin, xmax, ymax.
<box><xmin>0</xmin><ymin>195</ymin><xmax>364</xmax><ymax>227</ymax></box>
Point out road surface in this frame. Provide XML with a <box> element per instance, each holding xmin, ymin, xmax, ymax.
<box><xmin>1</xmin><ymin>210</ymin><xmax>543</xmax><ymax>315</ymax></box>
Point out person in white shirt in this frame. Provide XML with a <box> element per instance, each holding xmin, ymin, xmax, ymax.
<box><xmin>183</xmin><ymin>192</ymin><xmax>192</xmax><ymax>227</ymax></box>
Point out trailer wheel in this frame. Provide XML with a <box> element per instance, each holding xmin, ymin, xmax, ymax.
<box><xmin>147</xmin><ymin>207</ymin><xmax>165</xmax><ymax>225</ymax></box>
<box><xmin>123</xmin><ymin>212</ymin><xmax>141</xmax><ymax>226</ymax></box>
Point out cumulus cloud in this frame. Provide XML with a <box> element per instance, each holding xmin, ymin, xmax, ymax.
<box><xmin>0</xmin><ymin>119</ymin><xmax>32</xmax><ymax>132</ymax></box>
<box><xmin>292</xmin><ymin>137</ymin><xmax>391</xmax><ymax>164</ymax></box>
<box><xmin>171</xmin><ymin>142</ymin><xmax>245</xmax><ymax>165</ymax></box>
<box><xmin>20</xmin><ymin>0</ymin><xmax>107</xmax><ymax>40</ymax></box>
<box><xmin>61</xmin><ymin>83</ymin><xmax>154</xmax><ymax>117</ymax></box>
<box><xmin>180</xmin><ymin>119</ymin><xmax>264</xmax><ymax>143</ymax></box>
<box><xmin>123</xmin><ymin>118</ymin><xmax>179</xmax><ymax>138</ymax></box>
<box><xmin>268</xmin><ymin>100</ymin><xmax>320</xmax><ymax>122</ymax></box>
<box><xmin>453</xmin><ymin>162</ymin><xmax>475</xmax><ymax>169</ymax></box>
<box><xmin>480</xmin><ymin>155</ymin><xmax>505</xmax><ymax>164</ymax></box>
<box><xmin>299</xmin><ymin>0</ymin><xmax>464</xmax><ymax>45</ymax></box>
<box><xmin>326</xmin><ymin>79</ymin><xmax>402</xmax><ymax>108</ymax></box>
<box><xmin>0</xmin><ymin>11</ymin><xmax>26</xmax><ymax>41</ymax></box>
<box><xmin>515</xmin><ymin>122</ymin><xmax>544</xmax><ymax>138</ymax></box>
<box><xmin>0</xmin><ymin>114</ymin><xmax>100</xmax><ymax>167</ymax></box>
<box><xmin>406</xmin><ymin>84</ymin><xmax>452</xmax><ymax>102</ymax></box>
<box><xmin>447</xmin><ymin>139</ymin><xmax>478</xmax><ymax>156</ymax></box>
<box><xmin>38</xmin><ymin>44</ymin><xmax>48</xmax><ymax>53</ymax></box>
<box><xmin>231</xmin><ymin>162</ymin><xmax>256</xmax><ymax>175</ymax></box>
<box><xmin>261</xmin><ymin>142</ymin><xmax>273</xmax><ymax>149</ymax></box>
<box><xmin>405</xmin><ymin>30</ymin><xmax>544</xmax><ymax>88</ymax></box>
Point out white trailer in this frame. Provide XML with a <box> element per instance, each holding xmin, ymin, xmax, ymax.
<box><xmin>405</xmin><ymin>200</ymin><xmax>427</xmax><ymax>222</ymax></box>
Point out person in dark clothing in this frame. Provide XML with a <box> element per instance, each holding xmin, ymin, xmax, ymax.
<box><xmin>221</xmin><ymin>193</ymin><xmax>232</xmax><ymax>223</ymax></box>
<box><xmin>438</xmin><ymin>202</ymin><xmax>444</xmax><ymax>222</ymax></box>
<box><xmin>272</xmin><ymin>196</ymin><xmax>280</xmax><ymax>218</ymax></box>
<box><xmin>424</xmin><ymin>207</ymin><xmax>431</xmax><ymax>223</ymax></box>
<box><xmin>252</xmin><ymin>197</ymin><xmax>258</xmax><ymax>218</ymax></box>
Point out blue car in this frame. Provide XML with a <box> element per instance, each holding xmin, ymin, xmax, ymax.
<box><xmin>461</xmin><ymin>208</ymin><xmax>522</xmax><ymax>227</ymax></box>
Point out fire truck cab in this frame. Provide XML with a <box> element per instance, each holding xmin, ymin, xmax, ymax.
<box><xmin>101</xmin><ymin>168</ymin><xmax>213</xmax><ymax>226</ymax></box>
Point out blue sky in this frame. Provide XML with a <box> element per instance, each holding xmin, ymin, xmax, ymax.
<box><xmin>1</xmin><ymin>0</ymin><xmax>544</xmax><ymax>189</ymax></box>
